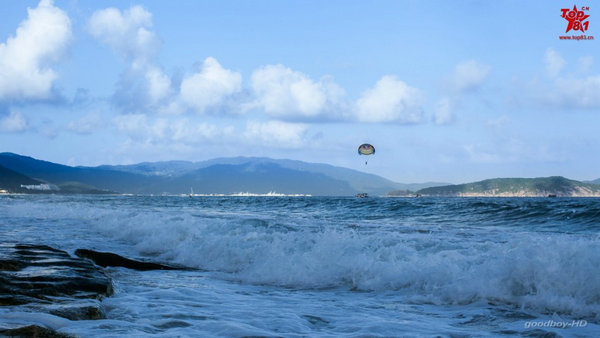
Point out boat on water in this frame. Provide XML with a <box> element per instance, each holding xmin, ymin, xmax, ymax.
<box><xmin>355</xmin><ymin>193</ymin><xmax>369</xmax><ymax>198</ymax></box>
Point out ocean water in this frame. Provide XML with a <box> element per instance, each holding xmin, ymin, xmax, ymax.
<box><xmin>1</xmin><ymin>195</ymin><xmax>599</xmax><ymax>337</ymax></box>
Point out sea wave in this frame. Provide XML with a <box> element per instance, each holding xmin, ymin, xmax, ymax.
<box><xmin>2</xmin><ymin>195</ymin><xmax>600</xmax><ymax>320</ymax></box>
<box><xmin>78</xmin><ymin>202</ymin><xmax>600</xmax><ymax>319</ymax></box>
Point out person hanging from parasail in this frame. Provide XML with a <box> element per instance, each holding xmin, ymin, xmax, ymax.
<box><xmin>358</xmin><ymin>143</ymin><xmax>375</xmax><ymax>165</ymax></box>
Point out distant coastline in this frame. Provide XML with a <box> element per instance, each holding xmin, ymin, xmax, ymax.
<box><xmin>2</xmin><ymin>152</ymin><xmax>600</xmax><ymax>197</ymax></box>
<box><xmin>389</xmin><ymin>176</ymin><xmax>600</xmax><ymax>197</ymax></box>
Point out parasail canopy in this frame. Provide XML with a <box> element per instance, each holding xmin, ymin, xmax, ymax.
<box><xmin>358</xmin><ymin>143</ymin><xmax>375</xmax><ymax>156</ymax></box>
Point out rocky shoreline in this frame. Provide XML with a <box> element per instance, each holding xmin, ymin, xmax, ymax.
<box><xmin>0</xmin><ymin>244</ymin><xmax>112</xmax><ymax>336</ymax></box>
<box><xmin>0</xmin><ymin>243</ymin><xmax>186</xmax><ymax>337</ymax></box>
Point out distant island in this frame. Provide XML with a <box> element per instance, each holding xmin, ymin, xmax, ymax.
<box><xmin>388</xmin><ymin>176</ymin><xmax>600</xmax><ymax>197</ymax></box>
<box><xmin>1</xmin><ymin>152</ymin><xmax>600</xmax><ymax>197</ymax></box>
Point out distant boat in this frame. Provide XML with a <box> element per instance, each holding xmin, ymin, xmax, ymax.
<box><xmin>547</xmin><ymin>194</ymin><xmax>557</xmax><ymax>198</ymax></box>
<box><xmin>189</xmin><ymin>188</ymin><xmax>194</xmax><ymax>197</ymax></box>
<box><xmin>355</xmin><ymin>193</ymin><xmax>369</xmax><ymax>198</ymax></box>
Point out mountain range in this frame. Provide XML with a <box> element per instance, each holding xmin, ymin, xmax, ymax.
<box><xmin>2</xmin><ymin>152</ymin><xmax>599</xmax><ymax>197</ymax></box>
<box><xmin>0</xmin><ymin>152</ymin><xmax>442</xmax><ymax>196</ymax></box>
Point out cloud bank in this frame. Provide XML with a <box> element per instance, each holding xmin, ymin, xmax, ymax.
<box><xmin>0</xmin><ymin>0</ymin><xmax>71</xmax><ymax>101</ymax></box>
<box><xmin>433</xmin><ymin>60</ymin><xmax>492</xmax><ymax>125</ymax></box>
<box><xmin>449</xmin><ymin>60</ymin><xmax>491</xmax><ymax>94</ymax></box>
<box><xmin>179</xmin><ymin>57</ymin><xmax>243</xmax><ymax>114</ymax></box>
<box><xmin>244</xmin><ymin>120</ymin><xmax>308</xmax><ymax>148</ymax></box>
<box><xmin>89</xmin><ymin>5</ymin><xmax>171</xmax><ymax>111</ymax></box>
<box><xmin>529</xmin><ymin>50</ymin><xmax>600</xmax><ymax>109</ymax></box>
<box><xmin>355</xmin><ymin>75</ymin><xmax>424</xmax><ymax>124</ymax></box>
<box><xmin>88</xmin><ymin>5</ymin><xmax>159</xmax><ymax>64</ymax></box>
<box><xmin>87</xmin><ymin>4</ymin><xmax>427</xmax><ymax>125</ymax></box>
<box><xmin>250</xmin><ymin>64</ymin><xmax>344</xmax><ymax>120</ymax></box>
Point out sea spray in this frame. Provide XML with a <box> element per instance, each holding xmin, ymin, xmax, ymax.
<box><xmin>45</xmin><ymin>197</ymin><xmax>599</xmax><ymax>318</ymax></box>
<box><xmin>2</xmin><ymin>195</ymin><xmax>600</xmax><ymax>336</ymax></box>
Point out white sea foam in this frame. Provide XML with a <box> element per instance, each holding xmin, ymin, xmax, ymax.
<box><xmin>186</xmin><ymin>191</ymin><xmax>311</xmax><ymax>197</ymax></box>
<box><xmin>52</xmin><ymin>200</ymin><xmax>597</xmax><ymax>319</ymax></box>
<box><xmin>2</xmin><ymin>195</ymin><xmax>600</xmax><ymax>336</ymax></box>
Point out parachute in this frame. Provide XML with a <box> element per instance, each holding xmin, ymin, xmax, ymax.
<box><xmin>358</xmin><ymin>143</ymin><xmax>375</xmax><ymax>165</ymax></box>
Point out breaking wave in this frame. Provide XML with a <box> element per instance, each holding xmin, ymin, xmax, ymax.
<box><xmin>3</xmin><ymin>195</ymin><xmax>600</xmax><ymax>320</ymax></box>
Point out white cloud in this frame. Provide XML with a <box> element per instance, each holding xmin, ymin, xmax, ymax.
<box><xmin>111</xmin><ymin>116</ymin><xmax>309</xmax><ymax>157</ymax></box>
<box><xmin>89</xmin><ymin>5</ymin><xmax>172</xmax><ymax>111</ymax></box>
<box><xmin>0</xmin><ymin>111</ymin><xmax>28</xmax><ymax>132</ymax></box>
<box><xmin>0</xmin><ymin>0</ymin><xmax>71</xmax><ymax>101</ymax></box>
<box><xmin>549</xmin><ymin>76</ymin><xmax>600</xmax><ymax>109</ymax></box>
<box><xmin>169</xmin><ymin>119</ymin><xmax>225</xmax><ymax>142</ymax></box>
<box><xmin>113</xmin><ymin>114</ymin><xmax>151</xmax><ymax>139</ymax></box>
<box><xmin>89</xmin><ymin>7</ymin><xmax>240</xmax><ymax>115</ymax></box>
<box><xmin>355</xmin><ymin>75</ymin><xmax>424</xmax><ymax>123</ymax></box>
<box><xmin>88</xmin><ymin>5</ymin><xmax>159</xmax><ymax>64</ymax></box>
<box><xmin>179</xmin><ymin>57</ymin><xmax>242</xmax><ymax>113</ymax></box>
<box><xmin>527</xmin><ymin>50</ymin><xmax>600</xmax><ymax>109</ymax></box>
<box><xmin>145</xmin><ymin>66</ymin><xmax>172</xmax><ymax>104</ymax></box>
<box><xmin>544</xmin><ymin>48</ymin><xmax>565</xmax><ymax>77</ymax></box>
<box><xmin>113</xmin><ymin>114</ymin><xmax>224</xmax><ymax>143</ymax></box>
<box><xmin>250</xmin><ymin>64</ymin><xmax>344</xmax><ymax>120</ymax></box>
<box><xmin>450</xmin><ymin>60</ymin><xmax>491</xmax><ymax>93</ymax></box>
<box><xmin>244</xmin><ymin>120</ymin><xmax>308</xmax><ymax>148</ymax></box>
<box><xmin>434</xmin><ymin>60</ymin><xmax>491</xmax><ymax>125</ymax></box>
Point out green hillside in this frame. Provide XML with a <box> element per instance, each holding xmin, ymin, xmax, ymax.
<box><xmin>587</xmin><ymin>178</ymin><xmax>600</xmax><ymax>185</ymax></box>
<box><xmin>54</xmin><ymin>182</ymin><xmax>115</xmax><ymax>194</ymax></box>
<box><xmin>416</xmin><ymin>176</ymin><xmax>600</xmax><ymax>197</ymax></box>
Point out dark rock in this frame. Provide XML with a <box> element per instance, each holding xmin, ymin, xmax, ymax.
<box><xmin>49</xmin><ymin>301</ymin><xmax>107</xmax><ymax>320</ymax></box>
<box><xmin>0</xmin><ymin>244</ymin><xmax>113</xmax><ymax>299</ymax></box>
<box><xmin>0</xmin><ymin>324</ymin><xmax>74</xmax><ymax>338</ymax></box>
<box><xmin>0</xmin><ymin>243</ymin><xmax>113</xmax><ymax>321</ymax></box>
<box><xmin>75</xmin><ymin>248</ymin><xmax>183</xmax><ymax>271</ymax></box>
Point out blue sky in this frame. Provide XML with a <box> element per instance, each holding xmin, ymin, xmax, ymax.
<box><xmin>0</xmin><ymin>0</ymin><xmax>598</xmax><ymax>183</ymax></box>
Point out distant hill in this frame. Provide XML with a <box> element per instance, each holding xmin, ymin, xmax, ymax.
<box><xmin>387</xmin><ymin>182</ymin><xmax>451</xmax><ymax>196</ymax></box>
<box><xmin>585</xmin><ymin>178</ymin><xmax>600</xmax><ymax>185</ymax></box>
<box><xmin>0</xmin><ymin>152</ymin><xmax>152</xmax><ymax>194</ymax></box>
<box><xmin>3</xmin><ymin>153</ymin><xmax>598</xmax><ymax>197</ymax></box>
<box><xmin>0</xmin><ymin>163</ymin><xmax>114</xmax><ymax>194</ymax></box>
<box><xmin>416</xmin><ymin>176</ymin><xmax>600</xmax><ymax>197</ymax></box>
<box><xmin>99</xmin><ymin>156</ymin><xmax>412</xmax><ymax>195</ymax></box>
<box><xmin>96</xmin><ymin>160</ymin><xmax>199</xmax><ymax>177</ymax></box>
<box><xmin>0</xmin><ymin>153</ymin><xmax>406</xmax><ymax>196</ymax></box>
<box><xmin>159</xmin><ymin>162</ymin><xmax>355</xmax><ymax>195</ymax></box>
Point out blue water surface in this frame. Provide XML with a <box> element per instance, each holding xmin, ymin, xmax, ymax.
<box><xmin>1</xmin><ymin>195</ymin><xmax>599</xmax><ymax>336</ymax></box>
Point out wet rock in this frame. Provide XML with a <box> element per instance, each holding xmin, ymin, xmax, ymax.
<box><xmin>48</xmin><ymin>300</ymin><xmax>107</xmax><ymax>320</ymax></box>
<box><xmin>0</xmin><ymin>324</ymin><xmax>74</xmax><ymax>338</ymax></box>
<box><xmin>0</xmin><ymin>243</ymin><xmax>113</xmax><ymax>322</ymax></box>
<box><xmin>0</xmin><ymin>244</ymin><xmax>113</xmax><ymax>299</ymax></box>
<box><xmin>75</xmin><ymin>248</ymin><xmax>184</xmax><ymax>271</ymax></box>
